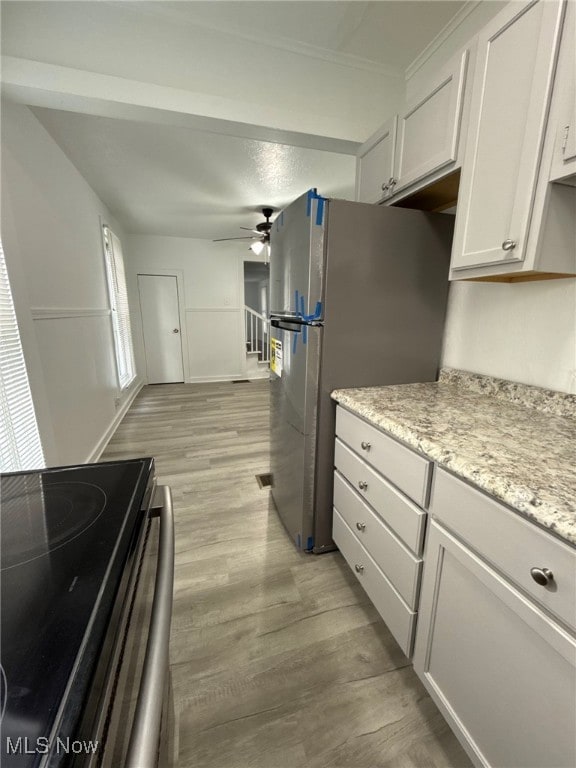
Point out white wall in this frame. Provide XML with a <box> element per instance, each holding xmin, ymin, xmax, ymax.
<box><xmin>442</xmin><ymin>279</ymin><xmax>576</xmax><ymax>393</ymax></box>
<box><xmin>125</xmin><ymin>235</ymin><xmax>263</xmax><ymax>383</ymax></box>
<box><xmin>1</xmin><ymin>100</ymin><xmax>141</xmax><ymax>465</ymax></box>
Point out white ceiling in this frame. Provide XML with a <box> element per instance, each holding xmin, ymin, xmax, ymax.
<box><xmin>31</xmin><ymin>107</ymin><xmax>356</xmax><ymax>239</ymax></box>
<box><xmin>1</xmin><ymin>1</ymin><xmax>468</xmax><ymax>240</ymax></box>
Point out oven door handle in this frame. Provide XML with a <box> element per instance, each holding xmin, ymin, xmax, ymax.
<box><xmin>125</xmin><ymin>485</ymin><xmax>174</xmax><ymax>768</ymax></box>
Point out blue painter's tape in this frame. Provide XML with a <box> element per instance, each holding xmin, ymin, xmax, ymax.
<box><xmin>292</xmin><ymin>332</ymin><xmax>298</xmax><ymax>355</ymax></box>
<box><xmin>297</xmin><ymin>533</ymin><xmax>301</xmax><ymax>549</ymax></box>
<box><xmin>306</xmin><ymin>189</ymin><xmax>314</xmax><ymax>218</ymax></box>
<box><xmin>305</xmin><ymin>189</ymin><xmax>326</xmax><ymax>225</ymax></box>
<box><xmin>316</xmin><ymin>197</ymin><xmax>325</xmax><ymax>226</ymax></box>
<box><xmin>306</xmin><ymin>537</ymin><xmax>314</xmax><ymax>551</ymax></box>
<box><xmin>302</xmin><ymin>324</ymin><xmax>307</xmax><ymax>345</ymax></box>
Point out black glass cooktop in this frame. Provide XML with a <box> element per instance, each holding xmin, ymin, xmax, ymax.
<box><xmin>0</xmin><ymin>459</ymin><xmax>154</xmax><ymax>767</ymax></box>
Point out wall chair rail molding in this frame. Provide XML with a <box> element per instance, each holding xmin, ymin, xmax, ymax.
<box><xmin>31</xmin><ymin>308</ymin><xmax>111</xmax><ymax>320</ymax></box>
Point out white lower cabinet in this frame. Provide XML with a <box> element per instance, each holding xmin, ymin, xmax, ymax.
<box><xmin>413</xmin><ymin>480</ymin><xmax>576</xmax><ymax>768</ymax></box>
<box><xmin>333</xmin><ymin>509</ymin><xmax>416</xmax><ymax>658</ymax></box>
<box><xmin>333</xmin><ymin>406</ymin><xmax>429</xmax><ymax>657</ymax></box>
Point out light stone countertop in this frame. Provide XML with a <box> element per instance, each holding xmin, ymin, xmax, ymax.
<box><xmin>332</xmin><ymin>369</ymin><xmax>576</xmax><ymax>547</ymax></box>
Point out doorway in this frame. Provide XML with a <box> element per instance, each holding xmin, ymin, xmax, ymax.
<box><xmin>138</xmin><ymin>274</ymin><xmax>184</xmax><ymax>384</ymax></box>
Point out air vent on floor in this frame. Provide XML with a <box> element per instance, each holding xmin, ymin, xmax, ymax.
<box><xmin>256</xmin><ymin>473</ymin><xmax>273</xmax><ymax>489</ymax></box>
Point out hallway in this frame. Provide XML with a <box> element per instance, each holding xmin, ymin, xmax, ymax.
<box><xmin>102</xmin><ymin>381</ymin><xmax>470</xmax><ymax>768</ymax></box>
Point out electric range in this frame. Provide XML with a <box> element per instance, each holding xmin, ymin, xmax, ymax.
<box><xmin>0</xmin><ymin>458</ymin><xmax>155</xmax><ymax>767</ymax></box>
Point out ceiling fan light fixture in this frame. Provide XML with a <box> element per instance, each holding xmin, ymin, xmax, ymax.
<box><xmin>250</xmin><ymin>240</ymin><xmax>265</xmax><ymax>256</ymax></box>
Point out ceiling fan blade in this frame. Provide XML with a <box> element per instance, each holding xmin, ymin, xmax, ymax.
<box><xmin>212</xmin><ymin>236</ymin><xmax>256</xmax><ymax>242</ymax></box>
<box><xmin>240</xmin><ymin>227</ymin><xmax>261</xmax><ymax>234</ymax></box>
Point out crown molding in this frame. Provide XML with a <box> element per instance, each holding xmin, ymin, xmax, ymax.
<box><xmin>405</xmin><ymin>0</ymin><xmax>481</xmax><ymax>81</ymax></box>
<box><xmin>124</xmin><ymin>2</ymin><xmax>401</xmax><ymax>78</ymax></box>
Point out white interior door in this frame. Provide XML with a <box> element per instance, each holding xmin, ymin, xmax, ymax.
<box><xmin>138</xmin><ymin>274</ymin><xmax>184</xmax><ymax>384</ymax></box>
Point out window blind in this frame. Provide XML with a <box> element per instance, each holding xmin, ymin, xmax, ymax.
<box><xmin>103</xmin><ymin>226</ymin><xmax>136</xmax><ymax>390</ymax></box>
<box><xmin>0</xmin><ymin>241</ymin><xmax>45</xmax><ymax>472</ymax></box>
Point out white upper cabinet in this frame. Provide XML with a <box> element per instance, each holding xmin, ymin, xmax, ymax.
<box><xmin>450</xmin><ymin>0</ymin><xmax>568</xmax><ymax>276</ymax></box>
<box><xmin>392</xmin><ymin>49</ymin><xmax>469</xmax><ymax>197</ymax></box>
<box><xmin>356</xmin><ymin>116</ymin><xmax>397</xmax><ymax>204</ymax></box>
<box><xmin>549</xmin><ymin>0</ymin><xmax>576</xmax><ymax>185</ymax></box>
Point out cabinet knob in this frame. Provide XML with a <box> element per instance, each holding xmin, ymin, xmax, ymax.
<box><xmin>360</xmin><ymin>441</ymin><xmax>371</xmax><ymax>451</ymax></box>
<box><xmin>358</xmin><ymin>480</ymin><xmax>368</xmax><ymax>491</ymax></box>
<box><xmin>530</xmin><ymin>567</ymin><xmax>554</xmax><ymax>587</ymax></box>
<box><xmin>389</xmin><ymin>177</ymin><xmax>397</xmax><ymax>187</ymax></box>
<box><xmin>356</xmin><ymin>522</ymin><xmax>366</xmax><ymax>531</ymax></box>
<box><xmin>501</xmin><ymin>239</ymin><xmax>517</xmax><ymax>251</ymax></box>
<box><xmin>381</xmin><ymin>182</ymin><xmax>389</xmax><ymax>192</ymax></box>
<box><xmin>354</xmin><ymin>564</ymin><xmax>365</xmax><ymax>574</ymax></box>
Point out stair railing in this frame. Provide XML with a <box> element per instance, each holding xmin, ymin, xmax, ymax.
<box><xmin>244</xmin><ymin>305</ymin><xmax>270</xmax><ymax>364</ymax></box>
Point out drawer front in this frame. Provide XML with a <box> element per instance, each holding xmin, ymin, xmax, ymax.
<box><xmin>336</xmin><ymin>405</ymin><xmax>431</xmax><ymax>507</ymax></box>
<box><xmin>334</xmin><ymin>438</ymin><xmax>427</xmax><ymax>555</ymax></box>
<box><xmin>333</xmin><ymin>509</ymin><xmax>416</xmax><ymax>657</ymax></box>
<box><xmin>431</xmin><ymin>468</ymin><xmax>576</xmax><ymax>630</ymax></box>
<box><xmin>334</xmin><ymin>470</ymin><xmax>422</xmax><ymax>608</ymax></box>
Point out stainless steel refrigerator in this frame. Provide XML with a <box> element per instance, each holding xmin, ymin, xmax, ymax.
<box><xmin>269</xmin><ymin>189</ymin><xmax>454</xmax><ymax>554</ymax></box>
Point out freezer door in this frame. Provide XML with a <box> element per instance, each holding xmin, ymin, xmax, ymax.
<box><xmin>269</xmin><ymin>190</ymin><xmax>326</xmax><ymax>320</ymax></box>
<box><xmin>269</xmin><ymin>321</ymin><xmax>321</xmax><ymax>551</ymax></box>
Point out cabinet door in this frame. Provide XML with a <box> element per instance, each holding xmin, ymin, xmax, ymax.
<box><xmin>393</xmin><ymin>50</ymin><xmax>468</xmax><ymax>196</ymax></box>
<box><xmin>451</xmin><ymin>0</ymin><xmax>566</xmax><ymax>271</ymax></box>
<box><xmin>414</xmin><ymin>521</ymin><xmax>576</xmax><ymax>768</ymax></box>
<box><xmin>550</xmin><ymin>0</ymin><xmax>576</xmax><ymax>184</ymax></box>
<box><xmin>356</xmin><ymin>115</ymin><xmax>397</xmax><ymax>204</ymax></box>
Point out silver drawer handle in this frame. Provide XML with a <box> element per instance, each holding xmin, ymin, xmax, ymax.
<box><xmin>358</xmin><ymin>480</ymin><xmax>368</xmax><ymax>491</ymax></box>
<box><xmin>381</xmin><ymin>182</ymin><xmax>389</xmax><ymax>192</ymax></box>
<box><xmin>356</xmin><ymin>522</ymin><xmax>366</xmax><ymax>531</ymax></box>
<box><xmin>354</xmin><ymin>564</ymin><xmax>365</xmax><ymax>574</ymax></box>
<box><xmin>502</xmin><ymin>239</ymin><xmax>517</xmax><ymax>251</ymax></box>
<box><xmin>530</xmin><ymin>567</ymin><xmax>554</xmax><ymax>587</ymax></box>
<box><xmin>360</xmin><ymin>441</ymin><xmax>371</xmax><ymax>451</ymax></box>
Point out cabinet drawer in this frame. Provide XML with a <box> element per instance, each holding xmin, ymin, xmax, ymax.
<box><xmin>336</xmin><ymin>406</ymin><xmax>431</xmax><ymax>507</ymax></box>
<box><xmin>431</xmin><ymin>468</ymin><xmax>576</xmax><ymax>629</ymax></box>
<box><xmin>333</xmin><ymin>509</ymin><xmax>416</xmax><ymax>657</ymax></box>
<box><xmin>334</xmin><ymin>439</ymin><xmax>426</xmax><ymax>555</ymax></box>
<box><xmin>334</xmin><ymin>470</ymin><xmax>422</xmax><ymax>608</ymax></box>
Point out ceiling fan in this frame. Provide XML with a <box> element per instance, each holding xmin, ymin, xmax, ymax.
<box><xmin>213</xmin><ymin>207</ymin><xmax>274</xmax><ymax>255</ymax></box>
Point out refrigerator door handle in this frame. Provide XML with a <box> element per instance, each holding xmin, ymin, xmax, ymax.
<box><xmin>271</xmin><ymin>319</ymin><xmax>302</xmax><ymax>332</ymax></box>
<box><xmin>270</xmin><ymin>315</ymin><xmax>323</xmax><ymax>328</ymax></box>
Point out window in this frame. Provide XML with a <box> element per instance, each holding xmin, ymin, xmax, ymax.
<box><xmin>102</xmin><ymin>225</ymin><xmax>136</xmax><ymax>390</ymax></box>
<box><xmin>0</xmin><ymin>240</ymin><xmax>45</xmax><ymax>472</ymax></box>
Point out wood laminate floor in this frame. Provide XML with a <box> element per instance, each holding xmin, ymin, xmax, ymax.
<box><xmin>103</xmin><ymin>381</ymin><xmax>472</xmax><ymax>768</ymax></box>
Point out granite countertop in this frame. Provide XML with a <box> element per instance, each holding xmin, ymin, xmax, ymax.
<box><xmin>332</xmin><ymin>369</ymin><xmax>576</xmax><ymax>547</ymax></box>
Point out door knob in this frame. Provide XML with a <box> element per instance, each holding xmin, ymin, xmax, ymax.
<box><xmin>173</xmin><ymin>328</ymin><xmax>180</xmax><ymax>334</ymax></box>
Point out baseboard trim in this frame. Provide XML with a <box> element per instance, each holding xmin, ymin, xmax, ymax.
<box><xmin>186</xmin><ymin>374</ymin><xmax>270</xmax><ymax>383</ymax></box>
<box><xmin>86</xmin><ymin>381</ymin><xmax>144</xmax><ymax>463</ymax></box>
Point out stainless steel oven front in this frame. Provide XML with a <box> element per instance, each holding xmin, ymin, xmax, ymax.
<box><xmin>82</xmin><ymin>484</ymin><xmax>176</xmax><ymax>768</ymax></box>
